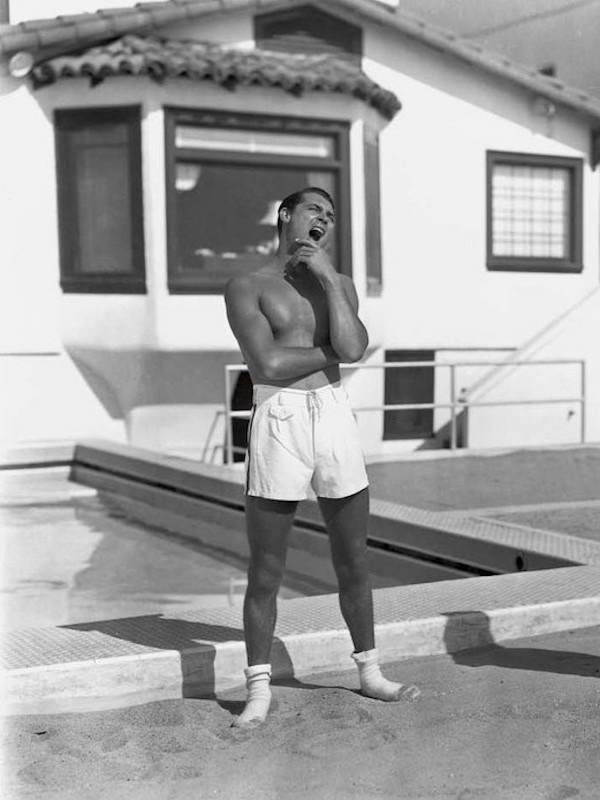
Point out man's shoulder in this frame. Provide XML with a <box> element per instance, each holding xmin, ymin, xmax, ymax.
<box><xmin>224</xmin><ymin>269</ymin><xmax>279</xmax><ymax>308</ymax></box>
<box><xmin>225</xmin><ymin>271</ymin><xmax>262</xmax><ymax>295</ymax></box>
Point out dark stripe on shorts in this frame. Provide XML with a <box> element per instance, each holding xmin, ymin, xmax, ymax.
<box><xmin>245</xmin><ymin>404</ymin><xmax>256</xmax><ymax>494</ymax></box>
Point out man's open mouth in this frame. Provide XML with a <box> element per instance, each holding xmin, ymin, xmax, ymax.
<box><xmin>309</xmin><ymin>226</ymin><xmax>325</xmax><ymax>241</ymax></box>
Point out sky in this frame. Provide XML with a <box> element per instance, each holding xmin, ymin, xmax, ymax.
<box><xmin>7</xmin><ymin>0</ymin><xmax>164</xmax><ymax>23</ymax></box>
<box><xmin>8</xmin><ymin>0</ymin><xmax>397</xmax><ymax>23</ymax></box>
<box><xmin>6</xmin><ymin>0</ymin><xmax>589</xmax><ymax>27</ymax></box>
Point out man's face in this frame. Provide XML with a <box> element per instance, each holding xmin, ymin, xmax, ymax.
<box><xmin>283</xmin><ymin>192</ymin><xmax>336</xmax><ymax>250</ymax></box>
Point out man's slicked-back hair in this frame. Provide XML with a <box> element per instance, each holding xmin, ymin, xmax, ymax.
<box><xmin>276</xmin><ymin>187</ymin><xmax>335</xmax><ymax>235</ymax></box>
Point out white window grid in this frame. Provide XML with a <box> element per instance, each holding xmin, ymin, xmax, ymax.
<box><xmin>492</xmin><ymin>164</ymin><xmax>570</xmax><ymax>258</ymax></box>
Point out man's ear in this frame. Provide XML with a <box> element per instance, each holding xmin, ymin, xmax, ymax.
<box><xmin>279</xmin><ymin>207</ymin><xmax>290</xmax><ymax>226</ymax></box>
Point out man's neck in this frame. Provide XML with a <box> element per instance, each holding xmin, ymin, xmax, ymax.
<box><xmin>269</xmin><ymin>240</ymin><xmax>290</xmax><ymax>273</ymax></box>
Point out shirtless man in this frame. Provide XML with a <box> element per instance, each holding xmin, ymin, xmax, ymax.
<box><xmin>225</xmin><ymin>187</ymin><xmax>419</xmax><ymax>728</ymax></box>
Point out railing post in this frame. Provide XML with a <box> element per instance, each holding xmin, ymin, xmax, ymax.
<box><xmin>450</xmin><ymin>364</ymin><xmax>457</xmax><ymax>451</ymax></box>
<box><xmin>224</xmin><ymin>366</ymin><xmax>233</xmax><ymax>465</ymax></box>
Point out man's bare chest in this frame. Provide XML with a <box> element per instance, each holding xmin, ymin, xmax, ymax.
<box><xmin>259</xmin><ymin>276</ymin><xmax>329</xmax><ymax>341</ymax></box>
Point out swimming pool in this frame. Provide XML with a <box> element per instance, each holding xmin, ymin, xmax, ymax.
<box><xmin>0</xmin><ymin>468</ymin><xmax>321</xmax><ymax>631</ymax></box>
<box><xmin>5</xmin><ymin>438</ymin><xmax>579</xmax><ymax>634</ymax></box>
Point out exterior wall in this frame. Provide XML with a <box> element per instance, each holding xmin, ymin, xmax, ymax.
<box><xmin>464</xmin><ymin>288</ymin><xmax>600</xmax><ymax>448</ymax></box>
<box><xmin>0</xmin><ymin>76</ymin><xmax>124</xmax><ymax>448</ymax></box>
<box><xmin>432</xmin><ymin>348</ymin><xmax>514</xmax><ymax>447</ymax></box>
<box><xmin>161</xmin><ymin>11</ymin><xmax>253</xmax><ymax>46</ymax></box>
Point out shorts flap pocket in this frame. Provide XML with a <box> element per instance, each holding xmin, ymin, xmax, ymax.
<box><xmin>268</xmin><ymin>406</ymin><xmax>296</xmax><ymax>421</ymax></box>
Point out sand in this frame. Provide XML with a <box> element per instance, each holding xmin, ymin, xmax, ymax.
<box><xmin>3</xmin><ymin>625</ymin><xmax>600</xmax><ymax>800</ymax></box>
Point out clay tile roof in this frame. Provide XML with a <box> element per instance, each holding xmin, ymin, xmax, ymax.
<box><xmin>31</xmin><ymin>34</ymin><xmax>402</xmax><ymax>119</ymax></box>
<box><xmin>2</xmin><ymin>0</ymin><xmax>600</xmax><ymax>125</ymax></box>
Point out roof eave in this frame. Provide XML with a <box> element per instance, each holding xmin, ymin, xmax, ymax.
<box><xmin>29</xmin><ymin>36</ymin><xmax>402</xmax><ymax>121</ymax></box>
<box><xmin>0</xmin><ymin>1</ymin><xmax>222</xmax><ymax>60</ymax></box>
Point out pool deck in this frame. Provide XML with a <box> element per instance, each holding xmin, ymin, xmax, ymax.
<box><xmin>2</xmin><ymin>441</ymin><xmax>600</xmax><ymax>716</ymax></box>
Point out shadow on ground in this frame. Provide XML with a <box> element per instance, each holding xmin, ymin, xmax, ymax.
<box><xmin>443</xmin><ymin>610</ymin><xmax>600</xmax><ymax>678</ymax></box>
<box><xmin>63</xmin><ymin>615</ymin><xmax>342</xmax><ymax>719</ymax></box>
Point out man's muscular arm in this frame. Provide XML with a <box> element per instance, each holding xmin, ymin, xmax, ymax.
<box><xmin>323</xmin><ymin>273</ymin><xmax>368</xmax><ymax>363</ymax></box>
<box><xmin>291</xmin><ymin>239</ymin><xmax>368</xmax><ymax>363</ymax></box>
<box><xmin>225</xmin><ymin>277</ymin><xmax>340</xmax><ymax>382</ymax></box>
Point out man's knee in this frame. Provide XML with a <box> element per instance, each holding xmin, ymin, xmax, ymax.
<box><xmin>247</xmin><ymin>556</ymin><xmax>286</xmax><ymax>596</ymax></box>
<box><xmin>333</xmin><ymin>553</ymin><xmax>370</xmax><ymax>590</ymax></box>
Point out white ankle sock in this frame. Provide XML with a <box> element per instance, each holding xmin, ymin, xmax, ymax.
<box><xmin>231</xmin><ymin>664</ymin><xmax>272</xmax><ymax>728</ymax></box>
<box><xmin>352</xmin><ymin>649</ymin><xmax>420</xmax><ymax>702</ymax></box>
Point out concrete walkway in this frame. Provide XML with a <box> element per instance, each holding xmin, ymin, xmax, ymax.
<box><xmin>367</xmin><ymin>445</ymin><xmax>600</xmax><ymax>522</ymax></box>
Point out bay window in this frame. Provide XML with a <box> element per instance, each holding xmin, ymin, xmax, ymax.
<box><xmin>165</xmin><ymin>109</ymin><xmax>351</xmax><ymax>293</ymax></box>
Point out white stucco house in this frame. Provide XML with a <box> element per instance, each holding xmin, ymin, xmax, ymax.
<box><xmin>2</xmin><ymin>0</ymin><xmax>600</xmax><ymax>464</ymax></box>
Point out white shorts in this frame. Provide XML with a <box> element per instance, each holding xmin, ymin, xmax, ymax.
<box><xmin>245</xmin><ymin>382</ymin><xmax>369</xmax><ymax>501</ymax></box>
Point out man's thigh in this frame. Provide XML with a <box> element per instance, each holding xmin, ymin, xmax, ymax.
<box><xmin>245</xmin><ymin>496</ymin><xmax>298</xmax><ymax>562</ymax></box>
<box><xmin>318</xmin><ymin>488</ymin><xmax>370</xmax><ymax>563</ymax></box>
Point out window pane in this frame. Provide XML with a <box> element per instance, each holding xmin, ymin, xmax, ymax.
<box><xmin>56</xmin><ymin>108</ymin><xmax>146</xmax><ymax>293</ymax></box>
<box><xmin>175</xmin><ymin>126</ymin><xmax>335</xmax><ymax>158</ymax></box>
<box><xmin>492</xmin><ymin>164</ymin><xmax>570</xmax><ymax>259</ymax></box>
<box><xmin>73</xmin><ymin>125</ymin><xmax>133</xmax><ymax>273</ymax></box>
<box><xmin>173</xmin><ymin>162</ymin><xmax>337</xmax><ymax>280</ymax></box>
<box><xmin>383</xmin><ymin>351</ymin><xmax>434</xmax><ymax>440</ymax></box>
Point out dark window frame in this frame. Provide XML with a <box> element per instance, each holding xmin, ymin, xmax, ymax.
<box><xmin>55</xmin><ymin>106</ymin><xmax>146</xmax><ymax>294</ymax></box>
<box><xmin>165</xmin><ymin>107</ymin><xmax>352</xmax><ymax>294</ymax></box>
<box><xmin>486</xmin><ymin>150</ymin><xmax>583</xmax><ymax>274</ymax></box>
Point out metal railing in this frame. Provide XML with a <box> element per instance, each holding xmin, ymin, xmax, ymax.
<box><xmin>223</xmin><ymin>358</ymin><xmax>586</xmax><ymax>464</ymax></box>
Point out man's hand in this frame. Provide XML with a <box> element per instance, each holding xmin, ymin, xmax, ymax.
<box><xmin>286</xmin><ymin>238</ymin><xmax>368</xmax><ymax>364</ymax></box>
<box><xmin>287</xmin><ymin>238</ymin><xmax>340</xmax><ymax>287</ymax></box>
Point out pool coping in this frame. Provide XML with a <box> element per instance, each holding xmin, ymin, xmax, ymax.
<box><xmin>71</xmin><ymin>440</ymin><xmax>600</xmax><ymax>573</ymax></box>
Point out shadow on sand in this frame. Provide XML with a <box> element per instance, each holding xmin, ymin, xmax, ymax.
<box><xmin>442</xmin><ymin>610</ymin><xmax>600</xmax><ymax>678</ymax></box>
<box><xmin>62</xmin><ymin>607</ymin><xmax>597</xmax><ymax>721</ymax></box>
<box><xmin>64</xmin><ymin>614</ymin><xmax>345</xmax><ymax>718</ymax></box>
